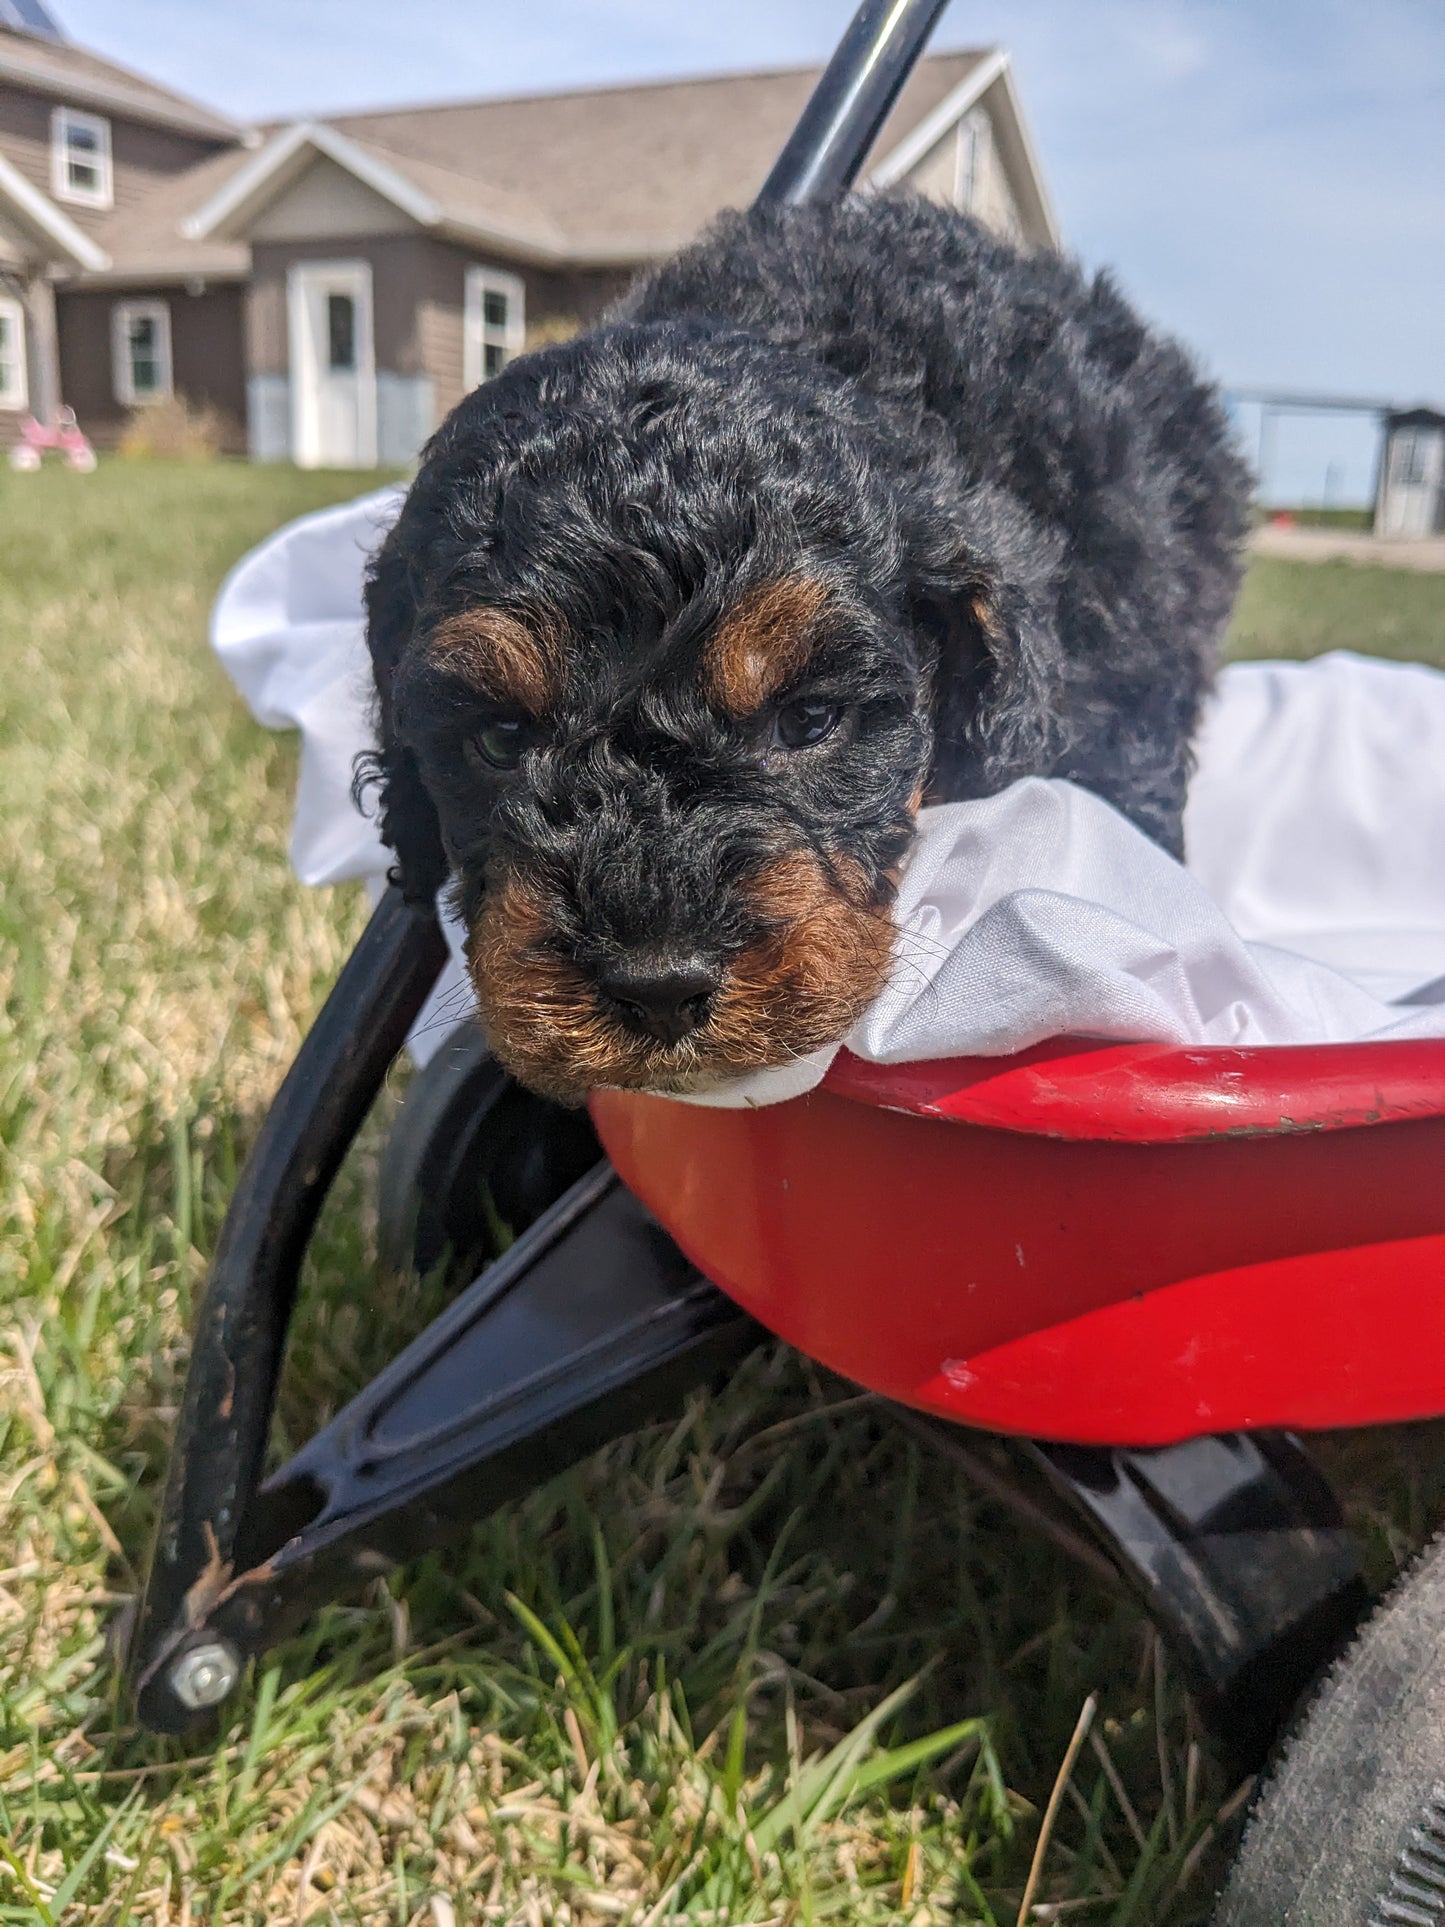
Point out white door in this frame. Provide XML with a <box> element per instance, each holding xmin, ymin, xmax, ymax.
<box><xmin>288</xmin><ymin>261</ymin><xmax>377</xmax><ymax>468</ymax></box>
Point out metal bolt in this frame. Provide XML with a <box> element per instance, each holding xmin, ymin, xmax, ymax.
<box><xmin>169</xmin><ymin>1639</ymin><xmax>240</xmax><ymax>1711</ymax></box>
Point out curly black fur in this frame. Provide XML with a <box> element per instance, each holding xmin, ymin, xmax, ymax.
<box><xmin>361</xmin><ymin>195</ymin><xmax>1250</xmax><ymax>1095</ymax></box>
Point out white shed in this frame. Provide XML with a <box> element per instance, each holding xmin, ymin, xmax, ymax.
<box><xmin>1377</xmin><ymin>407</ymin><xmax>1445</xmax><ymax>539</ymax></box>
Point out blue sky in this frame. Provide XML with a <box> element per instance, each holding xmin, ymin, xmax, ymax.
<box><xmin>59</xmin><ymin>0</ymin><xmax>1444</xmax><ymax>501</ymax></box>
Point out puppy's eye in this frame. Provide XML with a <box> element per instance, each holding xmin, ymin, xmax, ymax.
<box><xmin>772</xmin><ymin>699</ymin><xmax>840</xmax><ymax>750</ymax></box>
<box><xmin>467</xmin><ymin>718</ymin><xmax>533</xmax><ymax>771</ymax></box>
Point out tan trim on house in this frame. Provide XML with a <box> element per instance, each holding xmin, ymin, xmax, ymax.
<box><xmin>867</xmin><ymin>49</ymin><xmax>1008</xmax><ymax>186</ymax></box>
<box><xmin>988</xmin><ymin>64</ymin><xmax>1060</xmax><ymax>250</ymax></box>
<box><xmin>23</xmin><ymin>268</ymin><xmax>57</xmax><ymax>418</ymax></box>
<box><xmin>0</xmin><ymin>147</ymin><xmax>109</xmax><ymax>268</ymax></box>
<box><xmin>869</xmin><ymin>50</ymin><xmax>1059</xmax><ymax>250</ymax></box>
<box><xmin>74</xmin><ymin>257</ymin><xmax>249</xmax><ymax>287</ymax></box>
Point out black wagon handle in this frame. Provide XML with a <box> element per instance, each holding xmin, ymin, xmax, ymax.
<box><xmin>759</xmin><ymin>0</ymin><xmax>951</xmax><ymax>205</ymax></box>
<box><xmin>127</xmin><ymin>0</ymin><xmax>952</xmax><ymax>1722</ymax></box>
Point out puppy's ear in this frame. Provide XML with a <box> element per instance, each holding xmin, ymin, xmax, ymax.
<box><xmin>906</xmin><ymin>483</ymin><xmax>1069</xmax><ymax>786</ymax></box>
<box><xmin>355</xmin><ymin>518</ymin><xmax>451</xmax><ymax>906</ymax></box>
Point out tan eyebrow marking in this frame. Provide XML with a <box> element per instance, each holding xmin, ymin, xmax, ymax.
<box><xmin>703</xmin><ymin>576</ymin><xmax>831</xmax><ymax>718</ymax></box>
<box><xmin>427</xmin><ymin>607</ymin><xmax>564</xmax><ymax>715</ymax></box>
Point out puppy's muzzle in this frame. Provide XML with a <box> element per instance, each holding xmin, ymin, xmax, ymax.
<box><xmin>469</xmin><ymin>849</ymin><xmax>897</xmax><ymax>1103</ymax></box>
<box><xmin>597</xmin><ymin>948</ymin><xmax>721</xmax><ymax>1045</ymax></box>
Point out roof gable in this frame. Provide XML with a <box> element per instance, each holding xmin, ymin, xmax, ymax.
<box><xmin>182</xmin><ymin>119</ymin><xmax>567</xmax><ymax>261</ymax></box>
<box><xmin>246</xmin><ymin>152</ymin><xmax>418</xmax><ymax>243</ymax></box>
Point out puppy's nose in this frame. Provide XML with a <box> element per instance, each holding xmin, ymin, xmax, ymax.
<box><xmin>598</xmin><ymin>951</ymin><xmax>720</xmax><ymax>1044</ymax></box>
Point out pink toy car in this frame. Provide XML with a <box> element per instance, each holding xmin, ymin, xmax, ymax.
<box><xmin>8</xmin><ymin>406</ymin><xmax>97</xmax><ymax>472</ymax></box>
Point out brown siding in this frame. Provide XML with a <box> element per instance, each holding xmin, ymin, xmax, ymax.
<box><xmin>54</xmin><ymin>291</ymin><xmax>113</xmax><ymax>432</ymax></box>
<box><xmin>417</xmin><ymin>240</ymin><xmax>463</xmax><ymax>418</ymax></box>
<box><xmin>0</xmin><ymin>82</ymin><xmax>66</xmax><ymax>198</ymax></box>
<box><xmin>55</xmin><ymin>283</ymin><xmax>247</xmax><ymax>451</ymax></box>
<box><xmin>248</xmin><ymin>233</ymin><xmax>628</xmax><ymax>424</ymax></box>
<box><xmin>172</xmin><ymin>283</ymin><xmax>246</xmax><ymax>445</ymax></box>
<box><xmin>416</xmin><ymin>241</ymin><xmax>628</xmax><ymax>423</ymax></box>
<box><xmin>372</xmin><ymin>235</ymin><xmax>429</xmax><ymax>375</ymax></box>
<box><xmin>0</xmin><ymin>82</ymin><xmax>226</xmax><ymax>238</ymax></box>
<box><xmin>248</xmin><ymin>233</ymin><xmax>432</xmax><ymax>380</ymax></box>
<box><xmin>245</xmin><ymin>247</ymin><xmax>287</xmax><ymax>377</ymax></box>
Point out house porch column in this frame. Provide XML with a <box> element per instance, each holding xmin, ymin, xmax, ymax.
<box><xmin>23</xmin><ymin>272</ymin><xmax>61</xmax><ymax>422</ymax></box>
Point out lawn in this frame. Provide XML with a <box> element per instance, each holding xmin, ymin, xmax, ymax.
<box><xmin>2</xmin><ymin>461</ymin><xmax>1444</xmax><ymax>1926</ymax></box>
<box><xmin>1228</xmin><ymin>553</ymin><xmax>1445</xmax><ymax>665</ymax></box>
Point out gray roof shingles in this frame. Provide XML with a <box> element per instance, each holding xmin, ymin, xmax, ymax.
<box><xmin>330</xmin><ymin>52</ymin><xmax>987</xmax><ymax>257</ymax></box>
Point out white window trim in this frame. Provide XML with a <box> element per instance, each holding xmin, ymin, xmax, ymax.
<box><xmin>464</xmin><ymin>266</ymin><xmax>525</xmax><ymax>391</ymax></box>
<box><xmin>0</xmin><ymin>293</ymin><xmax>27</xmax><ymax>411</ymax></box>
<box><xmin>51</xmin><ymin>106</ymin><xmax>113</xmax><ymax>210</ymax></box>
<box><xmin>112</xmin><ymin>299</ymin><xmax>173</xmax><ymax>406</ymax></box>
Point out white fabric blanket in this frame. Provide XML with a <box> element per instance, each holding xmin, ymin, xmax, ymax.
<box><xmin>212</xmin><ymin>486</ymin><xmax>1445</xmax><ymax>1102</ymax></box>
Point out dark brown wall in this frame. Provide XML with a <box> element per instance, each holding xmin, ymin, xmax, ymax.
<box><xmin>539</xmin><ymin>264</ymin><xmax>634</xmax><ymax>329</ymax></box>
<box><xmin>55</xmin><ymin>282</ymin><xmax>247</xmax><ymax>450</ymax></box>
<box><xmin>0</xmin><ymin>82</ymin><xmax>231</xmax><ymax>235</ymax></box>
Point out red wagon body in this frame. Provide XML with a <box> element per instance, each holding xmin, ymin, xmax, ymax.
<box><xmin>594</xmin><ymin>1037</ymin><xmax>1445</xmax><ymax>1445</ymax></box>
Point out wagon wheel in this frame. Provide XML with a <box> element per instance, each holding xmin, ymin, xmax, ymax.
<box><xmin>377</xmin><ymin>1020</ymin><xmax>601</xmax><ymax>1289</ymax></box>
<box><xmin>1213</xmin><ymin>1530</ymin><xmax>1445</xmax><ymax>1926</ymax></box>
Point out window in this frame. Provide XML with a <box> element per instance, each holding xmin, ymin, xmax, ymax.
<box><xmin>1392</xmin><ymin>430</ymin><xmax>1432</xmax><ymax>489</ymax></box>
<box><xmin>464</xmin><ymin>267</ymin><xmax>525</xmax><ymax>389</ymax></box>
<box><xmin>112</xmin><ymin>301</ymin><xmax>173</xmax><ymax>406</ymax></box>
<box><xmin>0</xmin><ymin>296</ymin><xmax>27</xmax><ymax>411</ymax></box>
<box><xmin>326</xmin><ymin>292</ymin><xmax>356</xmax><ymax>372</ymax></box>
<box><xmin>51</xmin><ymin>107</ymin><xmax>113</xmax><ymax>209</ymax></box>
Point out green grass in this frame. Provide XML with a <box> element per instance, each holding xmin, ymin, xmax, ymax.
<box><xmin>3</xmin><ymin>461</ymin><xmax>1445</xmax><ymax>1925</ymax></box>
<box><xmin>1228</xmin><ymin>555</ymin><xmax>1445</xmax><ymax>665</ymax></box>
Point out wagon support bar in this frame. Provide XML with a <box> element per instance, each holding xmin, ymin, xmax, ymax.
<box><xmin>127</xmin><ymin>0</ymin><xmax>959</xmax><ymax>1731</ymax></box>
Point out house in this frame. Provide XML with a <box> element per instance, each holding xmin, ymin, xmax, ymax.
<box><xmin>0</xmin><ymin>4</ymin><xmax>252</xmax><ymax>448</ymax></box>
<box><xmin>1376</xmin><ymin>407</ymin><xmax>1445</xmax><ymax>539</ymax></box>
<box><xmin>0</xmin><ymin>5</ymin><xmax>1059</xmax><ymax>468</ymax></box>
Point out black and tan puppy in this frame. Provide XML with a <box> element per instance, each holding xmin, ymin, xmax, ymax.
<box><xmin>361</xmin><ymin>195</ymin><xmax>1251</xmax><ymax>1104</ymax></box>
